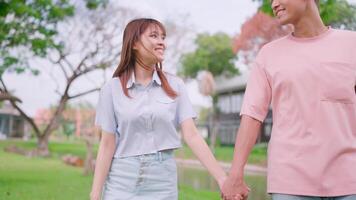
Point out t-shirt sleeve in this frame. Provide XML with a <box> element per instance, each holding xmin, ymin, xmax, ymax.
<box><xmin>95</xmin><ymin>82</ymin><xmax>118</xmax><ymax>134</ymax></box>
<box><xmin>176</xmin><ymin>79</ymin><xmax>197</xmax><ymax>125</ymax></box>
<box><xmin>240</xmin><ymin>61</ymin><xmax>272</xmax><ymax>122</ymax></box>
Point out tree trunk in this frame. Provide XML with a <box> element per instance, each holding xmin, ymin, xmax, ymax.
<box><xmin>83</xmin><ymin>138</ymin><xmax>95</xmax><ymax>176</ymax></box>
<box><xmin>36</xmin><ymin>95</ymin><xmax>69</xmax><ymax>156</ymax></box>
<box><xmin>36</xmin><ymin>135</ymin><xmax>50</xmax><ymax>156</ymax></box>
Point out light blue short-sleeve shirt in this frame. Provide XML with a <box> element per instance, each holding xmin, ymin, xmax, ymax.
<box><xmin>95</xmin><ymin>71</ymin><xmax>197</xmax><ymax>158</ymax></box>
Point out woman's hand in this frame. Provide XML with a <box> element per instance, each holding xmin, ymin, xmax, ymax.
<box><xmin>89</xmin><ymin>190</ymin><xmax>101</xmax><ymax>200</ymax></box>
<box><xmin>217</xmin><ymin>174</ymin><xmax>227</xmax><ymax>191</ymax></box>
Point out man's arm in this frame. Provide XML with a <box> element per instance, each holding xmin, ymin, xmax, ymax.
<box><xmin>221</xmin><ymin>115</ymin><xmax>262</xmax><ymax>200</ymax></box>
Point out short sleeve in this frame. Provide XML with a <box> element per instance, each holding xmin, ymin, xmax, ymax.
<box><xmin>176</xmin><ymin>79</ymin><xmax>197</xmax><ymax>125</ymax></box>
<box><xmin>95</xmin><ymin>82</ymin><xmax>118</xmax><ymax>134</ymax></box>
<box><xmin>240</xmin><ymin>61</ymin><xmax>272</xmax><ymax>122</ymax></box>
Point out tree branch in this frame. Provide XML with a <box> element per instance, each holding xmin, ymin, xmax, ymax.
<box><xmin>0</xmin><ymin>79</ymin><xmax>41</xmax><ymax>138</ymax></box>
<box><xmin>68</xmin><ymin>88</ymin><xmax>100</xmax><ymax>99</ymax></box>
<box><xmin>0</xmin><ymin>92</ymin><xmax>22</xmax><ymax>103</ymax></box>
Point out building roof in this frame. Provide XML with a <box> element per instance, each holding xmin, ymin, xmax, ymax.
<box><xmin>215</xmin><ymin>71</ymin><xmax>249</xmax><ymax>94</ymax></box>
<box><xmin>0</xmin><ymin>102</ymin><xmax>20</xmax><ymax>116</ymax></box>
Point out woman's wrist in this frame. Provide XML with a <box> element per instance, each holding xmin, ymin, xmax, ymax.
<box><xmin>217</xmin><ymin>174</ymin><xmax>227</xmax><ymax>189</ymax></box>
<box><xmin>90</xmin><ymin>188</ymin><xmax>102</xmax><ymax>199</ymax></box>
<box><xmin>90</xmin><ymin>193</ymin><xmax>100</xmax><ymax>200</ymax></box>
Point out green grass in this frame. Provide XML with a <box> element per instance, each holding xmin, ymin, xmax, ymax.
<box><xmin>0</xmin><ymin>142</ymin><xmax>220</xmax><ymax>200</ymax></box>
<box><xmin>1</xmin><ymin>139</ymin><xmax>267</xmax><ymax>165</ymax></box>
<box><xmin>179</xmin><ymin>185</ymin><xmax>221</xmax><ymax>200</ymax></box>
<box><xmin>0</xmin><ymin>140</ymin><xmax>219</xmax><ymax>200</ymax></box>
<box><xmin>0</xmin><ymin>139</ymin><xmax>98</xmax><ymax>159</ymax></box>
<box><xmin>0</xmin><ymin>147</ymin><xmax>92</xmax><ymax>200</ymax></box>
<box><xmin>178</xmin><ymin>166</ymin><xmax>271</xmax><ymax>200</ymax></box>
<box><xmin>175</xmin><ymin>143</ymin><xmax>268</xmax><ymax>166</ymax></box>
<box><xmin>0</xmin><ymin>139</ymin><xmax>269</xmax><ymax>200</ymax></box>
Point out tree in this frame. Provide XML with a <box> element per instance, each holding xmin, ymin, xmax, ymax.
<box><xmin>1</xmin><ymin>2</ymin><xmax>131</xmax><ymax>156</ymax></box>
<box><xmin>0</xmin><ymin>0</ymin><xmax>109</xmax><ymax>76</ymax></box>
<box><xmin>232</xmin><ymin>11</ymin><xmax>292</xmax><ymax>66</ymax></box>
<box><xmin>2</xmin><ymin>2</ymin><xmax>193</xmax><ymax>156</ymax></box>
<box><xmin>0</xmin><ymin>91</ymin><xmax>21</xmax><ymax>102</ymax></box>
<box><xmin>179</xmin><ymin>33</ymin><xmax>238</xmax><ymax>151</ymax></box>
<box><xmin>180</xmin><ymin>33</ymin><xmax>238</xmax><ymax>78</ymax></box>
<box><xmin>0</xmin><ymin>0</ymin><xmax>74</xmax><ymax>76</ymax></box>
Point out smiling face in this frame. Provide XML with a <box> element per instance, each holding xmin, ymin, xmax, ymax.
<box><xmin>133</xmin><ymin>24</ymin><xmax>166</xmax><ymax>66</ymax></box>
<box><xmin>271</xmin><ymin>0</ymin><xmax>309</xmax><ymax>26</ymax></box>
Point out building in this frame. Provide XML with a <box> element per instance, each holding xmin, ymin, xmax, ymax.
<box><xmin>214</xmin><ymin>72</ymin><xmax>272</xmax><ymax>145</ymax></box>
<box><xmin>0</xmin><ymin>102</ymin><xmax>29</xmax><ymax>139</ymax></box>
<box><xmin>34</xmin><ymin>107</ymin><xmax>95</xmax><ymax>138</ymax></box>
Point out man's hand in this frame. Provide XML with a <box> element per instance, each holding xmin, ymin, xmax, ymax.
<box><xmin>221</xmin><ymin>175</ymin><xmax>250</xmax><ymax>200</ymax></box>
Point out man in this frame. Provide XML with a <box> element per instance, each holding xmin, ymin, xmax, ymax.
<box><xmin>221</xmin><ymin>0</ymin><xmax>356</xmax><ymax>199</ymax></box>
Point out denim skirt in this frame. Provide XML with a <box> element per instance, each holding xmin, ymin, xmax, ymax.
<box><xmin>102</xmin><ymin>150</ymin><xmax>177</xmax><ymax>200</ymax></box>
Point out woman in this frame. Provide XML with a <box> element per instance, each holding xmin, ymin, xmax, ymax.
<box><xmin>90</xmin><ymin>18</ymin><xmax>232</xmax><ymax>200</ymax></box>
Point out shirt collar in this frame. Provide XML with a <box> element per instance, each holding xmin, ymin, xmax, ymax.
<box><xmin>126</xmin><ymin>70</ymin><xmax>162</xmax><ymax>89</ymax></box>
<box><xmin>152</xmin><ymin>70</ymin><xmax>162</xmax><ymax>86</ymax></box>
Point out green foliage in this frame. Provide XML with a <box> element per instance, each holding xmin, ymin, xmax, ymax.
<box><xmin>86</xmin><ymin>0</ymin><xmax>108</xmax><ymax>9</ymax></box>
<box><xmin>0</xmin><ymin>0</ymin><xmax>109</xmax><ymax>78</ymax></box>
<box><xmin>0</xmin><ymin>0</ymin><xmax>75</xmax><ymax>76</ymax></box>
<box><xmin>254</xmin><ymin>0</ymin><xmax>356</xmax><ymax>30</ymax></box>
<box><xmin>180</xmin><ymin>33</ymin><xmax>238</xmax><ymax>78</ymax></box>
<box><xmin>61</xmin><ymin>121</ymin><xmax>75</xmax><ymax>138</ymax></box>
<box><xmin>319</xmin><ymin>0</ymin><xmax>356</xmax><ymax>29</ymax></box>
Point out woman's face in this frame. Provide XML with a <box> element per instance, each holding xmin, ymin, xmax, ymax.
<box><xmin>134</xmin><ymin>24</ymin><xmax>166</xmax><ymax>66</ymax></box>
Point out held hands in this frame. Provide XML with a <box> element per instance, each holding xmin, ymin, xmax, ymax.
<box><xmin>220</xmin><ymin>175</ymin><xmax>250</xmax><ymax>200</ymax></box>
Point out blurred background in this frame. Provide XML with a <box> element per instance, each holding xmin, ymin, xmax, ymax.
<box><xmin>1</xmin><ymin>0</ymin><xmax>356</xmax><ymax>199</ymax></box>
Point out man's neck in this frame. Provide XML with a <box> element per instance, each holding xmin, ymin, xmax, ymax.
<box><xmin>292</xmin><ymin>6</ymin><xmax>327</xmax><ymax>38</ymax></box>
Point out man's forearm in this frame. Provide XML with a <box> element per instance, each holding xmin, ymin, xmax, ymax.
<box><xmin>229</xmin><ymin>115</ymin><xmax>262</xmax><ymax>179</ymax></box>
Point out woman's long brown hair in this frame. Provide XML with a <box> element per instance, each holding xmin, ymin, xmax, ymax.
<box><xmin>112</xmin><ymin>18</ymin><xmax>177</xmax><ymax>98</ymax></box>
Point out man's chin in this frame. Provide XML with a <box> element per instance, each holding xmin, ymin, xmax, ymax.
<box><xmin>276</xmin><ymin>18</ymin><xmax>290</xmax><ymax>26</ymax></box>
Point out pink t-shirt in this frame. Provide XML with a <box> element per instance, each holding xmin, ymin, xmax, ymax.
<box><xmin>241</xmin><ymin>28</ymin><xmax>356</xmax><ymax>196</ymax></box>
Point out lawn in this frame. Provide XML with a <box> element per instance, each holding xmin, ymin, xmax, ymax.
<box><xmin>0</xmin><ymin>139</ymin><xmax>269</xmax><ymax>200</ymax></box>
<box><xmin>0</xmin><ymin>143</ymin><xmax>223</xmax><ymax>200</ymax></box>
<box><xmin>0</xmin><ymin>139</ymin><xmax>268</xmax><ymax>165</ymax></box>
<box><xmin>176</xmin><ymin>143</ymin><xmax>268</xmax><ymax>166</ymax></box>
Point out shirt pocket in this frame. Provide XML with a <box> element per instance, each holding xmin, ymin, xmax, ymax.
<box><xmin>153</xmin><ymin>91</ymin><xmax>177</xmax><ymax>122</ymax></box>
<box><xmin>155</xmin><ymin>95</ymin><xmax>177</xmax><ymax>114</ymax></box>
<box><xmin>156</xmin><ymin>96</ymin><xmax>176</xmax><ymax>104</ymax></box>
<box><xmin>319</xmin><ymin>61</ymin><xmax>356</xmax><ymax>104</ymax></box>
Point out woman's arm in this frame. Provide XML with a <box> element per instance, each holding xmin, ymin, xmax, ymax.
<box><xmin>90</xmin><ymin>131</ymin><xmax>116</xmax><ymax>200</ymax></box>
<box><xmin>180</xmin><ymin>118</ymin><xmax>227</xmax><ymax>189</ymax></box>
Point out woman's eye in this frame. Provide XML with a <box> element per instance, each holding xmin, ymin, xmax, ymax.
<box><xmin>150</xmin><ymin>34</ymin><xmax>158</xmax><ymax>38</ymax></box>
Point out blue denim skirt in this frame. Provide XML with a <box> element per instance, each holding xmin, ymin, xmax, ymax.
<box><xmin>102</xmin><ymin>150</ymin><xmax>177</xmax><ymax>200</ymax></box>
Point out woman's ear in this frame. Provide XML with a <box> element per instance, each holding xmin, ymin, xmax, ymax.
<box><xmin>133</xmin><ymin>41</ymin><xmax>139</xmax><ymax>50</ymax></box>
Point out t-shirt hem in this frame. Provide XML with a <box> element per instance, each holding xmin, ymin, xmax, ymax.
<box><xmin>268</xmin><ymin>188</ymin><xmax>356</xmax><ymax>197</ymax></box>
<box><xmin>240</xmin><ymin>111</ymin><xmax>265</xmax><ymax>123</ymax></box>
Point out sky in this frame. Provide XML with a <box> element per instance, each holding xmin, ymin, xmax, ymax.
<box><xmin>4</xmin><ymin>0</ymin><xmax>356</xmax><ymax>116</ymax></box>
